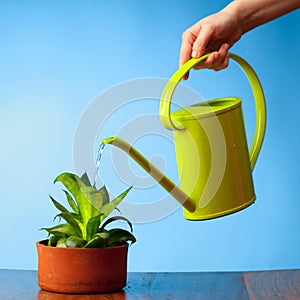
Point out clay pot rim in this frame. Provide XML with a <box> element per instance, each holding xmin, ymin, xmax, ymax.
<box><xmin>36</xmin><ymin>239</ymin><xmax>128</xmax><ymax>251</ymax></box>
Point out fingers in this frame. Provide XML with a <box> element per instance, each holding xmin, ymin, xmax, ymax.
<box><xmin>205</xmin><ymin>43</ymin><xmax>230</xmax><ymax>70</ymax></box>
<box><xmin>180</xmin><ymin>29</ymin><xmax>197</xmax><ymax>80</ymax></box>
<box><xmin>213</xmin><ymin>50</ymin><xmax>230</xmax><ymax>71</ymax></box>
<box><xmin>179</xmin><ymin>30</ymin><xmax>194</xmax><ymax>66</ymax></box>
<box><xmin>179</xmin><ymin>22</ymin><xmax>231</xmax><ymax>80</ymax></box>
<box><xmin>191</xmin><ymin>25</ymin><xmax>212</xmax><ymax>58</ymax></box>
<box><xmin>193</xmin><ymin>43</ymin><xmax>230</xmax><ymax>71</ymax></box>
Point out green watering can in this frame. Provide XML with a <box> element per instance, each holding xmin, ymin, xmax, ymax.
<box><xmin>103</xmin><ymin>53</ymin><xmax>266</xmax><ymax>220</ymax></box>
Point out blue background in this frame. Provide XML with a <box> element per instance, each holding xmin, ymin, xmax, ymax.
<box><xmin>0</xmin><ymin>0</ymin><xmax>299</xmax><ymax>271</ymax></box>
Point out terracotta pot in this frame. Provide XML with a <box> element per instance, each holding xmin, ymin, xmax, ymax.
<box><xmin>36</xmin><ymin>240</ymin><xmax>129</xmax><ymax>294</ymax></box>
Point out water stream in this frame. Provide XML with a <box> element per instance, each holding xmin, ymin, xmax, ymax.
<box><xmin>93</xmin><ymin>143</ymin><xmax>105</xmax><ymax>188</ymax></box>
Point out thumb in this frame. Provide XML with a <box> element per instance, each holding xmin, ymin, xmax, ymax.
<box><xmin>191</xmin><ymin>26</ymin><xmax>212</xmax><ymax>58</ymax></box>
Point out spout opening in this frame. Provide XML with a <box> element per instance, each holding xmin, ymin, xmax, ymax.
<box><xmin>102</xmin><ymin>136</ymin><xmax>116</xmax><ymax>145</ymax></box>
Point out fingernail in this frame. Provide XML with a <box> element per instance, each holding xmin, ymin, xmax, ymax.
<box><xmin>192</xmin><ymin>50</ymin><xmax>198</xmax><ymax>58</ymax></box>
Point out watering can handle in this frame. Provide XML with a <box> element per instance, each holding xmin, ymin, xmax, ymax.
<box><xmin>160</xmin><ymin>53</ymin><xmax>266</xmax><ymax>170</ymax></box>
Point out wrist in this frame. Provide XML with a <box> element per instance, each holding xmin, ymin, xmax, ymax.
<box><xmin>223</xmin><ymin>0</ymin><xmax>300</xmax><ymax>34</ymax></box>
<box><xmin>222</xmin><ymin>1</ymin><xmax>253</xmax><ymax>34</ymax></box>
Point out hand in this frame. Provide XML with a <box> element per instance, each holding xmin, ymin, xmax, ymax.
<box><xmin>180</xmin><ymin>0</ymin><xmax>300</xmax><ymax>79</ymax></box>
<box><xmin>180</xmin><ymin>10</ymin><xmax>242</xmax><ymax>79</ymax></box>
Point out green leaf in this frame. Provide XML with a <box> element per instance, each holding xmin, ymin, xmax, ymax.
<box><xmin>79</xmin><ymin>185</ymin><xmax>103</xmax><ymax>213</ymax></box>
<box><xmin>84</xmin><ymin>232</ymin><xmax>109</xmax><ymax>248</ymax></box>
<box><xmin>49</xmin><ymin>196</ymin><xmax>69</xmax><ymax>213</ymax></box>
<box><xmin>48</xmin><ymin>235</ymin><xmax>61</xmax><ymax>246</ymax></box>
<box><xmin>56</xmin><ymin>237</ymin><xmax>67</xmax><ymax>248</ymax></box>
<box><xmin>56</xmin><ymin>212</ymin><xmax>83</xmax><ymax>238</ymax></box>
<box><xmin>41</xmin><ymin>223</ymin><xmax>77</xmax><ymax>238</ymax></box>
<box><xmin>80</xmin><ymin>172</ymin><xmax>92</xmax><ymax>187</ymax></box>
<box><xmin>63</xmin><ymin>190</ymin><xmax>79</xmax><ymax>214</ymax></box>
<box><xmin>86</xmin><ymin>214</ymin><xmax>102</xmax><ymax>241</ymax></box>
<box><xmin>84</xmin><ymin>236</ymin><xmax>103</xmax><ymax>248</ymax></box>
<box><xmin>107</xmin><ymin>228</ymin><xmax>136</xmax><ymax>247</ymax></box>
<box><xmin>99</xmin><ymin>216</ymin><xmax>133</xmax><ymax>233</ymax></box>
<box><xmin>98</xmin><ymin>185</ymin><xmax>109</xmax><ymax>206</ymax></box>
<box><xmin>54</xmin><ymin>172</ymin><xmax>95</xmax><ymax>225</ymax></box>
<box><xmin>66</xmin><ymin>236</ymin><xmax>86</xmax><ymax>248</ymax></box>
<box><xmin>101</xmin><ymin>186</ymin><xmax>132</xmax><ymax>218</ymax></box>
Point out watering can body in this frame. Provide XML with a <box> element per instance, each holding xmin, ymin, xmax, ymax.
<box><xmin>104</xmin><ymin>53</ymin><xmax>266</xmax><ymax>221</ymax></box>
<box><xmin>172</xmin><ymin>98</ymin><xmax>255</xmax><ymax>220</ymax></box>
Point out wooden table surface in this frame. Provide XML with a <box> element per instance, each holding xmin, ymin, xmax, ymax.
<box><xmin>0</xmin><ymin>269</ymin><xmax>300</xmax><ymax>299</ymax></box>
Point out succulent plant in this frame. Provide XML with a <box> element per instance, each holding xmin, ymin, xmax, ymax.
<box><xmin>41</xmin><ymin>172</ymin><xmax>136</xmax><ymax>248</ymax></box>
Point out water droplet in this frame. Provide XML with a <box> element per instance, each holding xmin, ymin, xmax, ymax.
<box><xmin>93</xmin><ymin>143</ymin><xmax>105</xmax><ymax>188</ymax></box>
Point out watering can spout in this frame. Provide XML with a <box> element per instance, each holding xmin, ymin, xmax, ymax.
<box><xmin>102</xmin><ymin>136</ymin><xmax>196</xmax><ymax>213</ymax></box>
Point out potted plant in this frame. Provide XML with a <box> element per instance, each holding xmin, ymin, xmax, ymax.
<box><xmin>37</xmin><ymin>172</ymin><xmax>136</xmax><ymax>294</ymax></box>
